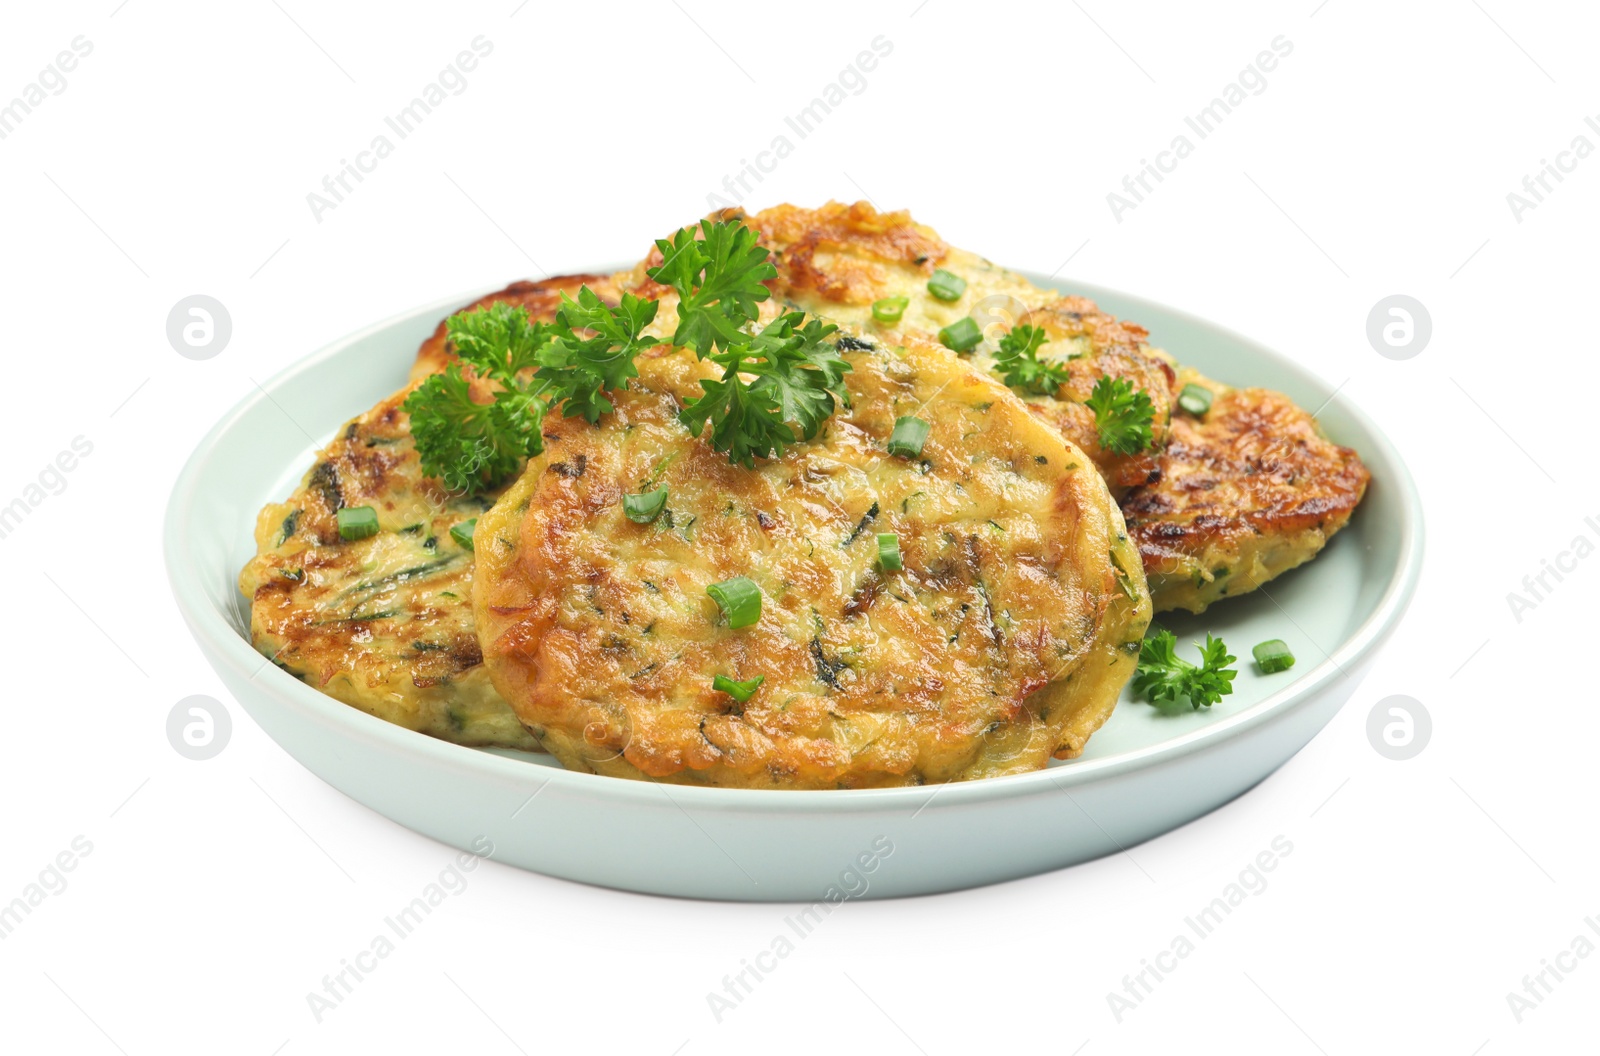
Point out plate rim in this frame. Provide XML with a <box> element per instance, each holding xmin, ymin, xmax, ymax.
<box><xmin>164</xmin><ymin>270</ymin><xmax>1424</xmax><ymax>814</ymax></box>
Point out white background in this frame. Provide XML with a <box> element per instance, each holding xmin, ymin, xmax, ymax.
<box><xmin>2</xmin><ymin>0</ymin><xmax>1595</xmax><ymax>1052</ymax></box>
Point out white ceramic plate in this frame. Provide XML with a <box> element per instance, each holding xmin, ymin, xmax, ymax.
<box><xmin>164</xmin><ymin>272</ymin><xmax>1422</xmax><ymax>901</ymax></box>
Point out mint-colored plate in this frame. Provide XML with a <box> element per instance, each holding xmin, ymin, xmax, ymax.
<box><xmin>165</xmin><ymin>274</ymin><xmax>1422</xmax><ymax>901</ymax></box>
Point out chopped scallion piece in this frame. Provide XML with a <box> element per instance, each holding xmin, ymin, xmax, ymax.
<box><xmin>450</xmin><ymin>518</ymin><xmax>477</xmax><ymax>550</ymax></box>
<box><xmin>886</xmin><ymin>416</ymin><xmax>930</xmax><ymax>458</ymax></box>
<box><xmin>938</xmin><ymin>317</ymin><xmax>982</xmax><ymax>353</ymax></box>
<box><xmin>623</xmin><ymin>486</ymin><xmax>669</xmax><ymax>524</ymax></box>
<box><xmin>872</xmin><ymin>296</ymin><xmax>909</xmax><ymax>323</ymax></box>
<box><xmin>927</xmin><ymin>269</ymin><xmax>966</xmax><ymax>302</ymax></box>
<box><xmin>712</xmin><ymin>674</ymin><xmax>765</xmax><ymax>702</ymax></box>
<box><xmin>876</xmin><ymin>533</ymin><xmax>902</xmax><ymax>572</ymax></box>
<box><xmin>1178</xmin><ymin>383</ymin><xmax>1213</xmax><ymax>417</ymax></box>
<box><xmin>707</xmin><ymin>576</ymin><xmax>762</xmax><ymax>628</ymax></box>
<box><xmin>1252</xmin><ymin>639</ymin><xmax>1295</xmax><ymax>674</ymax></box>
<box><xmin>336</xmin><ymin>506</ymin><xmax>379</xmax><ymax>541</ymax></box>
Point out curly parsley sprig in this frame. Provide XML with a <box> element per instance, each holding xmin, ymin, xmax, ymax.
<box><xmin>649</xmin><ymin>220</ymin><xmax>852</xmax><ymax>467</ymax></box>
<box><xmin>679</xmin><ymin>312</ymin><xmax>848</xmax><ymax>467</ymax></box>
<box><xmin>402</xmin><ymin>292</ymin><xmax>660</xmax><ymax>493</ymax></box>
<box><xmin>994</xmin><ymin>324</ymin><xmax>1073</xmax><ymax>396</ymax></box>
<box><xmin>1085</xmin><ymin>375</ymin><xmax>1156</xmax><ymax>456</ymax></box>
<box><xmin>1132</xmin><ymin>629</ymin><xmax>1237</xmax><ymax>709</ymax></box>
<box><xmin>404</xmin><ymin>217</ymin><xmax>854</xmax><ymax>491</ymax></box>
<box><xmin>538</xmin><ymin>287</ymin><xmax>661</xmax><ymax>423</ymax></box>
<box><xmin>648</xmin><ymin>219</ymin><xmax>776</xmax><ymax>355</ymax></box>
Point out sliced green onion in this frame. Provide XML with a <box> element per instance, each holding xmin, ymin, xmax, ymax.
<box><xmin>337</xmin><ymin>506</ymin><xmax>379</xmax><ymax>541</ymax></box>
<box><xmin>712</xmin><ymin>674</ymin><xmax>765</xmax><ymax>702</ymax></box>
<box><xmin>450</xmin><ymin>518</ymin><xmax>477</xmax><ymax>550</ymax></box>
<box><xmin>927</xmin><ymin>269</ymin><xmax>966</xmax><ymax>302</ymax></box>
<box><xmin>886</xmin><ymin>416</ymin><xmax>931</xmax><ymax>458</ymax></box>
<box><xmin>1252</xmin><ymin>639</ymin><xmax>1295</xmax><ymax>674</ymax></box>
<box><xmin>623</xmin><ymin>486</ymin><xmax>669</xmax><ymax>524</ymax></box>
<box><xmin>938</xmin><ymin>317</ymin><xmax>983</xmax><ymax>353</ymax></box>
<box><xmin>707</xmin><ymin>576</ymin><xmax>762</xmax><ymax>628</ymax></box>
<box><xmin>1178</xmin><ymin>383</ymin><xmax>1213</xmax><ymax>417</ymax></box>
<box><xmin>876</xmin><ymin>532</ymin><xmax>902</xmax><ymax>572</ymax></box>
<box><xmin>872</xmin><ymin>296</ymin><xmax>909</xmax><ymax>323</ymax></box>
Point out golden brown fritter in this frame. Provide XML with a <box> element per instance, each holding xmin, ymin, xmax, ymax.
<box><xmin>473</xmin><ymin>334</ymin><xmax>1150</xmax><ymax>789</ymax></box>
<box><xmin>242</xmin><ymin>274</ymin><xmax>623</xmax><ymax>748</ymax></box>
<box><xmin>710</xmin><ymin>201</ymin><xmax>1368</xmax><ymax>613</ymax></box>
<box><xmin>238</xmin><ymin>381</ymin><xmax>534</xmax><ymax>747</ymax></box>
<box><xmin>728</xmin><ymin>201</ymin><xmax>1177</xmax><ymax>495</ymax></box>
<box><xmin>1012</xmin><ymin>296</ymin><xmax>1175</xmax><ymax>493</ymax></box>
<box><xmin>1121</xmin><ymin>369</ymin><xmax>1371</xmax><ymax>613</ymax></box>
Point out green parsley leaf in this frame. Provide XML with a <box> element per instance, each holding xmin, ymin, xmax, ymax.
<box><xmin>444</xmin><ymin>302</ymin><xmax>558</xmax><ymax>383</ymax></box>
<box><xmin>405</xmin><ymin>365</ymin><xmax>547</xmax><ymax>494</ymax></box>
<box><xmin>1085</xmin><ymin>375</ymin><xmax>1156</xmax><ymax>455</ymax></box>
<box><xmin>408</xmin><ymin>217</ymin><xmax>850</xmax><ymax>487</ymax></box>
<box><xmin>994</xmin><ymin>324</ymin><xmax>1072</xmax><ymax>395</ymax></box>
<box><xmin>679</xmin><ymin>312</ymin><xmax>850</xmax><ymax>467</ymax></box>
<box><xmin>648</xmin><ymin>219</ymin><xmax>776</xmax><ymax>355</ymax></box>
<box><xmin>536</xmin><ymin>288</ymin><xmax>661</xmax><ymax>423</ymax></box>
<box><xmin>404</xmin><ymin>288</ymin><xmax>663</xmax><ymax>491</ymax></box>
<box><xmin>1132</xmin><ymin>629</ymin><xmax>1237</xmax><ymax>709</ymax></box>
<box><xmin>678</xmin><ymin>368</ymin><xmax>792</xmax><ymax>469</ymax></box>
<box><xmin>744</xmin><ymin>312</ymin><xmax>849</xmax><ymax>438</ymax></box>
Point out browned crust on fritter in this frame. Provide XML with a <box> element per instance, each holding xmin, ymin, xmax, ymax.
<box><xmin>733</xmin><ymin>200</ymin><xmax>951</xmax><ymax>303</ymax></box>
<box><xmin>473</xmin><ymin>336</ymin><xmax>1149</xmax><ymax>789</ymax></box>
<box><xmin>728</xmin><ymin>201</ymin><xmax>1176</xmax><ymax>496</ymax></box>
<box><xmin>410</xmin><ymin>273</ymin><xmax>622</xmax><ymax>380</ymax></box>
<box><xmin>238</xmin><ymin>380</ymin><xmax>534</xmax><ymax>745</ymax></box>
<box><xmin>413</xmin><ymin>207</ymin><xmax>1372</xmax><ymax>618</ymax></box>
<box><xmin>1014</xmin><ymin>297</ymin><xmax>1175</xmax><ymax>492</ymax></box>
<box><xmin>242</xmin><ymin>279</ymin><xmax>622</xmax><ymax>748</ymax></box>
<box><xmin>1120</xmin><ymin>380</ymin><xmax>1371</xmax><ymax>613</ymax></box>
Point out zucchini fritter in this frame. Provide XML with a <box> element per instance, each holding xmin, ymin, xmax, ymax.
<box><xmin>1120</xmin><ymin>369</ymin><xmax>1371</xmax><ymax>614</ymax></box>
<box><xmin>728</xmin><ymin>201</ymin><xmax>1177</xmax><ymax>494</ymax></box>
<box><xmin>473</xmin><ymin>334</ymin><xmax>1150</xmax><ymax>789</ymax></box>
<box><xmin>241</xmin><ymin>274</ymin><xmax>615</xmax><ymax>748</ymax></box>
<box><xmin>719</xmin><ymin>201</ymin><xmax>1368</xmax><ymax>613</ymax></box>
<box><xmin>238</xmin><ymin>383</ymin><xmax>531</xmax><ymax>746</ymax></box>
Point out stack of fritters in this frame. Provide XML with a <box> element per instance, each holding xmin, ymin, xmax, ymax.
<box><xmin>238</xmin><ymin>202</ymin><xmax>1367</xmax><ymax>785</ymax></box>
<box><xmin>725</xmin><ymin>202</ymin><xmax>1370</xmax><ymax>614</ymax></box>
